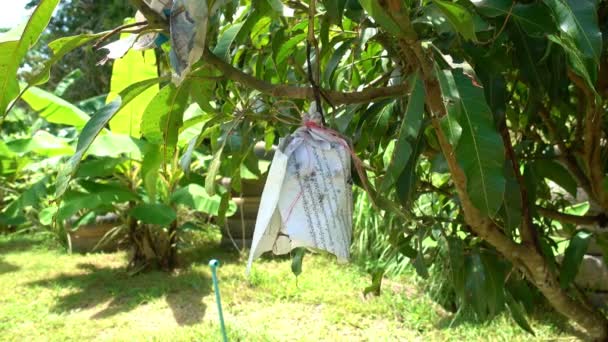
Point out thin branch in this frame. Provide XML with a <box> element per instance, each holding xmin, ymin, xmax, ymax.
<box><xmin>537</xmin><ymin>108</ymin><xmax>593</xmax><ymax>197</ymax></box>
<box><xmin>203</xmin><ymin>49</ymin><xmax>410</xmax><ymax>105</ymax></box>
<box><xmin>93</xmin><ymin>21</ymin><xmax>148</xmax><ymax>49</ymax></box>
<box><xmin>537</xmin><ymin>207</ymin><xmax>607</xmax><ymax>227</ymax></box>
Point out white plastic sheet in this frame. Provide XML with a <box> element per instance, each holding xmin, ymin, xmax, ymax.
<box><xmin>246</xmin><ymin>104</ymin><xmax>353</xmax><ymax>274</ymax></box>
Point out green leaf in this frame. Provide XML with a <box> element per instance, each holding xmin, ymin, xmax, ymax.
<box><xmin>142</xmin><ymin>144</ymin><xmax>162</xmax><ymax>201</ymax></box>
<box><xmin>358</xmin><ymin>0</ymin><xmax>403</xmax><ymax>36</ymax></box>
<box><xmin>275</xmin><ymin>33</ymin><xmax>307</xmax><ymax>66</ymax></box>
<box><xmin>480</xmin><ymin>252</ymin><xmax>506</xmax><ymax>317</ymax></box>
<box><xmin>56</xmin><ymin>77</ymin><xmax>164</xmax><ymax>198</ymax></box>
<box><xmin>435</xmin><ymin>65</ymin><xmax>462</xmax><ymax>146</ymax></box>
<box><xmin>76</xmin><ymin>157</ymin><xmax>123</xmax><ymax>178</ymax></box>
<box><xmin>509</xmin><ymin>24</ymin><xmax>551</xmax><ymax>90</ymax></box>
<box><xmin>532</xmin><ymin>159</ymin><xmax>577</xmax><ymax>197</ymax></box>
<box><xmin>434</xmin><ymin>0</ymin><xmax>477</xmax><ymax>41</ymax></box>
<box><xmin>413</xmin><ymin>251</ymin><xmax>429</xmax><ymax>279</ymax></box>
<box><xmin>141</xmin><ymin>82</ymin><xmax>190</xmax><ymax>161</ymax></box>
<box><xmin>447</xmin><ymin>237</ymin><xmax>466</xmax><ymax>304</ymax></box>
<box><xmin>130</xmin><ymin>203</ymin><xmax>176</xmax><ymax>226</ymax></box>
<box><xmin>21</xmin><ymin>86</ymin><xmax>89</xmax><ymax>130</ymax></box>
<box><xmin>505</xmin><ymin>290</ymin><xmax>535</xmax><ymax>335</ymax></box>
<box><xmin>171</xmin><ymin>183</ymin><xmax>236</xmax><ymax>216</ymax></box>
<box><xmin>0</xmin><ymin>0</ymin><xmax>60</xmax><ymax>115</ymax></box>
<box><xmin>29</xmin><ymin>32</ymin><xmax>106</xmax><ymax>86</ymax></box>
<box><xmin>560</xmin><ymin>230</ymin><xmax>592</xmax><ymax>288</ymax></box>
<box><xmin>511</xmin><ymin>2</ymin><xmax>557</xmax><ymax>37</ymax></box>
<box><xmin>107</xmin><ymin>29</ymin><xmax>158</xmax><ymax>137</ymax></box>
<box><xmin>291</xmin><ymin>247</ymin><xmax>306</xmax><ymax>276</ymax></box>
<box><xmin>323</xmin><ymin>39</ymin><xmax>353</xmax><ymax>86</ymax></box>
<box><xmin>205</xmin><ymin>144</ymin><xmax>226</xmax><ymax>196</ymax></box>
<box><xmin>500</xmin><ymin>162</ymin><xmax>522</xmax><ymax>235</ymax></box>
<box><xmin>266</xmin><ymin>0</ymin><xmax>294</xmax><ymax>16</ymax></box>
<box><xmin>471</xmin><ymin>0</ymin><xmax>511</xmax><ymax>18</ymax></box>
<box><xmin>87</xmin><ymin>133</ymin><xmax>146</xmax><ymax>159</ymax></box>
<box><xmin>465</xmin><ymin>252</ymin><xmax>488</xmax><ymax>318</ymax></box>
<box><xmin>543</xmin><ymin>0</ymin><xmax>602</xmax><ymax>68</ymax></box>
<box><xmin>452</xmin><ymin>70</ymin><xmax>505</xmax><ymax>216</ymax></box>
<box><xmin>322</xmin><ymin>0</ymin><xmax>347</xmax><ymax>27</ymax></box>
<box><xmin>548</xmin><ymin>34</ymin><xmax>597</xmax><ymax>92</ymax></box>
<box><xmin>56</xmin><ymin>100</ymin><xmax>122</xmax><ymax>198</ymax></box>
<box><xmin>213</xmin><ymin>23</ymin><xmax>244</xmax><ymax>61</ymax></box>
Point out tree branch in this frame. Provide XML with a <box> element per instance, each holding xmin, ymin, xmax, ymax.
<box><xmin>128</xmin><ymin>0</ymin><xmax>168</xmax><ymax>29</ymax></box>
<box><xmin>537</xmin><ymin>108</ymin><xmax>594</xmax><ymax>197</ymax></box>
<box><xmin>537</xmin><ymin>207</ymin><xmax>608</xmax><ymax>227</ymax></box>
<box><xmin>203</xmin><ymin>49</ymin><xmax>410</xmax><ymax>105</ymax></box>
<box><xmin>567</xmin><ymin>70</ymin><xmax>607</xmax><ymax>210</ymax></box>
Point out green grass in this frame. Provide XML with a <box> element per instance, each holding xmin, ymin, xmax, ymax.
<box><xmin>0</xmin><ymin>232</ymin><xmax>582</xmax><ymax>341</ymax></box>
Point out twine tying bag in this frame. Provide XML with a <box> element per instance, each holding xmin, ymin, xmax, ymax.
<box><xmin>246</xmin><ymin>104</ymin><xmax>353</xmax><ymax>274</ymax></box>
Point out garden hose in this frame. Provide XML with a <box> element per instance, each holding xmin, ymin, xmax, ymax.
<box><xmin>209</xmin><ymin>259</ymin><xmax>227</xmax><ymax>342</ymax></box>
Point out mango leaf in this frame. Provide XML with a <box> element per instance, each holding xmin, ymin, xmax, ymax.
<box><xmin>205</xmin><ymin>144</ymin><xmax>226</xmax><ymax>196</ymax></box>
<box><xmin>471</xmin><ymin>0</ymin><xmax>511</xmax><ymax>18</ymax></box>
<box><xmin>532</xmin><ymin>159</ymin><xmax>577</xmax><ymax>197</ymax></box>
<box><xmin>453</xmin><ymin>71</ymin><xmax>505</xmax><ymax>216</ymax></box>
<box><xmin>447</xmin><ymin>237</ymin><xmax>466</xmax><ymax>305</ymax></box>
<box><xmin>0</xmin><ymin>0</ymin><xmax>60</xmax><ymax>115</ymax></box>
<box><xmin>323</xmin><ymin>39</ymin><xmax>353</xmax><ymax>87</ymax></box>
<box><xmin>511</xmin><ymin>2</ymin><xmax>557</xmax><ymax>37</ymax></box>
<box><xmin>56</xmin><ymin>77</ymin><xmax>165</xmax><ymax>198</ymax></box>
<box><xmin>543</xmin><ymin>0</ymin><xmax>602</xmax><ymax>70</ymax></box>
<box><xmin>560</xmin><ymin>230</ymin><xmax>592</xmax><ymax>288</ymax></box>
<box><xmin>500</xmin><ymin>162</ymin><xmax>522</xmax><ymax>235</ymax></box>
<box><xmin>142</xmin><ymin>144</ymin><xmax>162</xmax><ymax>201</ymax></box>
<box><xmin>505</xmin><ymin>289</ymin><xmax>535</xmax><ymax>335</ymax></box>
<box><xmin>413</xmin><ymin>251</ymin><xmax>429</xmax><ymax>279</ymax></box>
<box><xmin>275</xmin><ymin>33</ymin><xmax>307</xmax><ymax>66</ymax></box>
<box><xmin>213</xmin><ymin>22</ymin><xmax>244</xmax><ymax>61</ymax></box>
<box><xmin>21</xmin><ymin>86</ymin><xmax>89</xmax><ymax>130</ymax></box>
<box><xmin>358</xmin><ymin>0</ymin><xmax>403</xmax><ymax>37</ymax></box>
<box><xmin>29</xmin><ymin>32</ymin><xmax>106</xmax><ymax>86</ymax></box>
<box><xmin>480</xmin><ymin>252</ymin><xmax>506</xmax><ymax>317</ymax></box>
<box><xmin>434</xmin><ymin>0</ymin><xmax>477</xmax><ymax>41</ymax></box>
<box><xmin>322</xmin><ymin>0</ymin><xmax>347</xmax><ymax>27</ymax></box>
<box><xmin>141</xmin><ymin>82</ymin><xmax>190</xmax><ymax>161</ymax></box>
<box><xmin>107</xmin><ymin>26</ymin><xmax>158</xmax><ymax>137</ymax></box>
<box><xmin>130</xmin><ymin>203</ymin><xmax>176</xmax><ymax>225</ymax></box>
<box><xmin>171</xmin><ymin>183</ymin><xmax>237</xmax><ymax>216</ymax></box>
<box><xmin>548</xmin><ymin>34</ymin><xmax>597</xmax><ymax>93</ymax></box>
<box><xmin>291</xmin><ymin>247</ymin><xmax>306</xmax><ymax>276</ymax></box>
<box><xmin>465</xmin><ymin>252</ymin><xmax>488</xmax><ymax>318</ymax></box>
<box><xmin>509</xmin><ymin>24</ymin><xmax>551</xmax><ymax>90</ymax></box>
<box><xmin>435</xmin><ymin>65</ymin><xmax>462</xmax><ymax>146</ymax></box>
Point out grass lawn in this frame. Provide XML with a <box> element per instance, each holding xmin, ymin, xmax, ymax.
<box><xmin>0</xmin><ymin>232</ymin><xmax>582</xmax><ymax>341</ymax></box>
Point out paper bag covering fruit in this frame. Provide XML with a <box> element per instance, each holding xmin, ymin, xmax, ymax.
<box><xmin>246</xmin><ymin>103</ymin><xmax>353</xmax><ymax>274</ymax></box>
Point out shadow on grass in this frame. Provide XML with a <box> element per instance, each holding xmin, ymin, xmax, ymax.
<box><xmin>0</xmin><ymin>259</ymin><xmax>19</xmax><ymax>274</ymax></box>
<box><xmin>26</xmin><ymin>262</ymin><xmax>212</xmax><ymax>326</ymax></box>
<box><xmin>434</xmin><ymin>306</ymin><xmax>589</xmax><ymax>340</ymax></box>
<box><xmin>0</xmin><ymin>235</ymin><xmax>48</xmax><ymax>254</ymax></box>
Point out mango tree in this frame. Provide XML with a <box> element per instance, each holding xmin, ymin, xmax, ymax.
<box><xmin>2</xmin><ymin>0</ymin><xmax>608</xmax><ymax>339</ymax></box>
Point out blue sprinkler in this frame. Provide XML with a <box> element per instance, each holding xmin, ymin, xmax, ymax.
<box><xmin>209</xmin><ymin>259</ymin><xmax>228</xmax><ymax>342</ymax></box>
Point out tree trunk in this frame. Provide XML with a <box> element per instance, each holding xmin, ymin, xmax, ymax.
<box><xmin>387</xmin><ymin>31</ymin><xmax>608</xmax><ymax>337</ymax></box>
<box><xmin>422</xmin><ymin>72</ymin><xmax>608</xmax><ymax>340</ymax></box>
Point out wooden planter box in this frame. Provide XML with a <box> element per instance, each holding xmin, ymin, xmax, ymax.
<box><xmin>66</xmin><ymin>213</ymin><xmax>125</xmax><ymax>253</ymax></box>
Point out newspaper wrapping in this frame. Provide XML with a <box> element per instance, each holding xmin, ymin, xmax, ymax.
<box><xmin>246</xmin><ymin>104</ymin><xmax>353</xmax><ymax>274</ymax></box>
